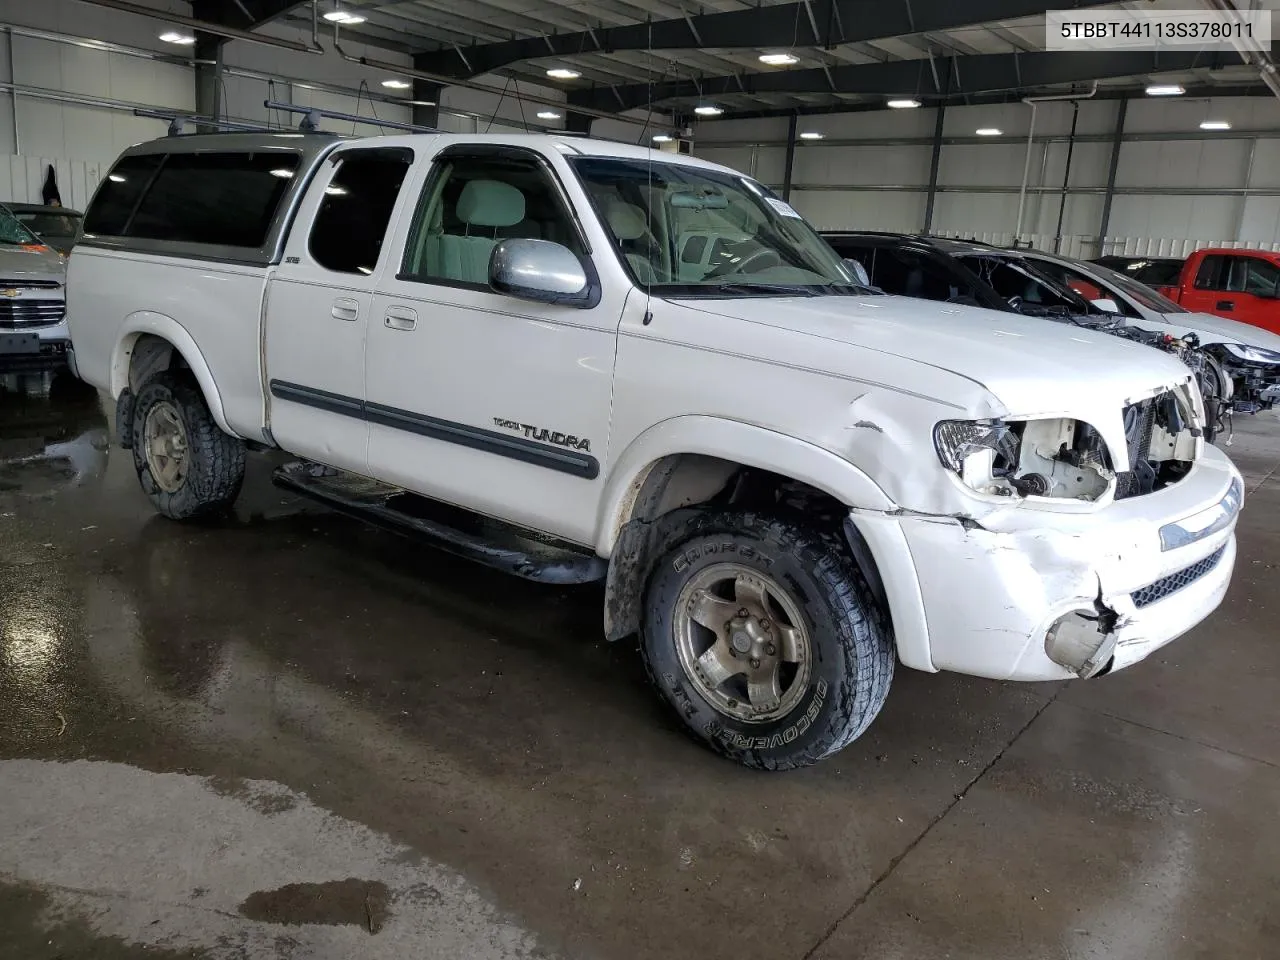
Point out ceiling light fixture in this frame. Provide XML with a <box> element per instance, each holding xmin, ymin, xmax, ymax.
<box><xmin>546</xmin><ymin>68</ymin><xmax>581</xmax><ymax>80</ymax></box>
<box><xmin>1200</xmin><ymin>119</ymin><xmax>1231</xmax><ymax>130</ymax></box>
<box><xmin>652</xmin><ymin>133</ymin><xmax>674</xmax><ymax>142</ymax></box>
<box><xmin>759</xmin><ymin>53</ymin><xmax>799</xmax><ymax>66</ymax></box>
<box><xmin>159</xmin><ymin>31</ymin><xmax>196</xmax><ymax>45</ymax></box>
<box><xmin>694</xmin><ymin>104</ymin><xmax>723</xmax><ymax>116</ymax></box>
<box><xmin>1145</xmin><ymin>83</ymin><xmax>1185</xmax><ymax>96</ymax></box>
<box><xmin>799</xmin><ymin>131</ymin><xmax>824</xmax><ymax>140</ymax></box>
<box><xmin>887</xmin><ymin>98</ymin><xmax>922</xmax><ymax>109</ymax></box>
<box><xmin>381</xmin><ymin>79</ymin><xmax>411</xmax><ymax>90</ymax></box>
<box><xmin>975</xmin><ymin>127</ymin><xmax>1002</xmax><ymax>136</ymax></box>
<box><xmin>537</xmin><ymin>110</ymin><xmax>562</xmax><ymax>120</ymax></box>
<box><xmin>323</xmin><ymin>9</ymin><xmax>367</xmax><ymax>25</ymax></box>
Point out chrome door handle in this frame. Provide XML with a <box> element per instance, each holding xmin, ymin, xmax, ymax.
<box><xmin>331</xmin><ymin>298</ymin><xmax>360</xmax><ymax>321</ymax></box>
<box><xmin>384</xmin><ymin>306</ymin><xmax>418</xmax><ymax>331</ymax></box>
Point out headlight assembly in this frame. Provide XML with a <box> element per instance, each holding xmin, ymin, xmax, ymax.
<box><xmin>934</xmin><ymin>418</ymin><xmax>1114</xmax><ymax>501</ymax></box>
<box><xmin>1221</xmin><ymin>342</ymin><xmax>1280</xmax><ymax>365</ymax></box>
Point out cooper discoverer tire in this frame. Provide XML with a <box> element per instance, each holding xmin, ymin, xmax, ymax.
<box><xmin>130</xmin><ymin>372</ymin><xmax>245</xmax><ymax>520</ymax></box>
<box><xmin>640</xmin><ymin>511</ymin><xmax>894</xmax><ymax>770</ymax></box>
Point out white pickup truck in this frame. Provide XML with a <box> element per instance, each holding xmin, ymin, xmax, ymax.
<box><xmin>67</xmin><ymin>132</ymin><xmax>1243</xmax><ymax>769</ymax></box>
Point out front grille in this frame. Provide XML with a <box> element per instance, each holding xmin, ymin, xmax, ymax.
<box><xmin>0</xmin><ymin>300</ymin><xmax>66</xmax><ymax>328</ymax></box>
<box><xmin>0</xmin><ymin>278</ymin><xmax>61</xmax><ymax>289</ymax></box>
<box><xmin>1131</xmin><ymin>545</ymin><xmax>1226</xmax><ymax>609</ymax></box>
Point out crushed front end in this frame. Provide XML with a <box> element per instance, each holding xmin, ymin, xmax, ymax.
<box><xmin>848</xmin><ymin>377</ymin><xmax>1242</xmax><ymax>682</ymax></box>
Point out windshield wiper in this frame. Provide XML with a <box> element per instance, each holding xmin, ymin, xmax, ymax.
<box><xmin>705</xmin><ymin>281</ymin><xmax>824</xmax><ymax>297</ymax></box>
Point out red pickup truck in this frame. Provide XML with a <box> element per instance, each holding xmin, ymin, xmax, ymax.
<box><xmin>1144</xmin><ymin>248</ymin><xmax>1280</xmax><ymax>335</ymax></box>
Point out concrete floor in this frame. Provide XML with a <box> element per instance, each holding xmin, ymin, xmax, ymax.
<box><xmin>2</xmin><ymin>371</ymin><xmax>1279</xmax><ymax>960</ymax></box>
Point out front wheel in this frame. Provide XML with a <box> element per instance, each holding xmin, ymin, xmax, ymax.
<box><xmin>640</xmin><ymin>512</ymin><xmax>894</xmax><ymax>770</ymax></box>
<box><xmin>130</xmin><ymin>372</ymin><xmax>245</xmax><ymax>520</ymax></box>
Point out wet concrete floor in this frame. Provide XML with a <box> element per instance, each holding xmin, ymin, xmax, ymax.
<box><xmin>2</xmin><ymin>370</ymin><xmax>1279</xmax><ymax>959</ymax></box>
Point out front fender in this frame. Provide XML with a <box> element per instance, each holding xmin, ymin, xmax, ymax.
<box><xmin>595</xmin><ymin>415</ymin><xmax>894</xmax><ymax>556</ymax></box>
<box><xmin>112</xmin><ymin>312</ymin><xmax>234</xmax><ymax>436</ymax></box>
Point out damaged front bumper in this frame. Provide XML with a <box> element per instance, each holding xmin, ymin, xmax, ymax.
<box><xmin>850</xmin><ymin>443</ymin><xmax>1242</xmax><ymax>682</ymax></box>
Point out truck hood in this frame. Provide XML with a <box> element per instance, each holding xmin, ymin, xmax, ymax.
<box><xmin>677</xmin><ymin>293</ymin><xmax>1194</xmax><ymax>415</ymax></box>
<box><xmin>0</xmin><ymin>242</ymin><xmax>66</xmax><ymax>281</ymax></box>
<box><xmin>1155</xmin><ymin>311</ymin><xmax>1280</xmax><ymax>354</ymax></box>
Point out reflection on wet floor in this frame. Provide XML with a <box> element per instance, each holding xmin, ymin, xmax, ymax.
<box><xmin>0</xmin><ymin>370</ymin><xmax>109</xmax><ymax>497</ymax></box>
<box><xmin>2</xmin><ymin>377</ymin><xmax>1280</xmax><ymax>960</ymax></box>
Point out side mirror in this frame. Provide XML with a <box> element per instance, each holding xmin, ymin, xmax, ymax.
<box><xmin>1091</xmin><ymin>297</ymin><xmax>1121</xmax><ymax>314</ymax></box>
<box><xmin>843</xmin><ymin>257</ymin><xmax>871</xmax><ymax>286</ymax></box>
<box><xmin>490</xmin><ymin>239</ymin><xmax>596</xmax><ymax>307</ymax></box>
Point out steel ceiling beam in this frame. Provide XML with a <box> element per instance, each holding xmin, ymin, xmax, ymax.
<box><xmin>411</xmin><ymin>0</ymin><xmax>1114</xmax><ymax>79</ymax></box>
<box><xmin>570</xmin><ymin>49</ymin><xmax>1218</xmax><ymax>114</ymax></box>
<box><xmin>191</xmin><ymin>0</ymin><xmax>312</xmax><ymax>28</ymax></box>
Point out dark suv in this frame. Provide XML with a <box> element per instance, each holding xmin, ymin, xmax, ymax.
<box><xmin>823</xmin><ymin>232</ymin><xmax>1098</xmax><ymax>318</ymax></box>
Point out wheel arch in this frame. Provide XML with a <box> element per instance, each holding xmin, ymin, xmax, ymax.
<box><xmin>597</xmin><ymin>416</ymin><xmax>897</xmax><ymax>642</ymax></box>
<box><xmin>112</xmin><ymin>313</ymin><xmax>233</xmax><ymax>436</ymax></box>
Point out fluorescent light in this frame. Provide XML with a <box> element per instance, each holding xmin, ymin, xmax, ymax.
<box><xmin>546</xmin><ymin>68</ymin><xmax>580</xmax><ymax>80</ymax></box>
<box><xmin>694</xmin><ymin>104</ymin><xmax>723</xmax><ymax>116</ymax></box>
<box><xmin>270</xmin><ymin>168</ymin><xmax>295</xmax><ymax>178</ymax></box>
<box><xmin>536</xmin><ymin>110</ymin><xmax>561</xmax><ymax>120</ymax></box>
<box><xmin>975</xmin><ymin>127</ymin><xmax>1002</xmax><ymax>136</ymax></box>
<box><xmin>323</xmin><ymin>10</ymin><xmax>367</xmax><ymax>24</ymax></box>
<box><xmin>759</xmin><ymin>53</ymin><xmax>798</xmax><ymax>66</ymax></box>
<box><xmin>1200</xmin><ymin>120</ymin><xmax>1231</xmax><ymax>130</ymax></box>
<box><xmin>1146</xmin><ymin>84</ymin><xmax>1185</xmax><ymax>96</ymax></box>
<box><xmin>799</xmin><ymin>131</ymin><xmax>824</xmax><ymax>140</ymax></box>
<box><xmin>108</xmin><ymin>174</ymin><xmax>126</xmax><ymax>183</ymax></box>
<box><xmin>325</xmin><ymin>185</ymin><xmax>348</xmax><ymax>196</ymax></box>
<box><xmin>887</xmin><ymin>98</ymin><xmax>922</xmax><ymax>109</ymax></box>
<box><xmin>652</xmin><ymin>134</ymin><xmax>674</xmax><ymax>143</ymax></box>
<box><xmin>381</xmin><ymin>79</ymin><xmax>411</xmax><ymax>90</ymax></box>
<box><xmin>158</xmin><ymin>31</ymin><xmax>196</xmax><ymax>45</ymax></box>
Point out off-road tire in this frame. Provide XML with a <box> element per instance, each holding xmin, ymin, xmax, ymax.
<box><xmin>130</xmin><ymin>372</ymin><xmax>245</xmax><ymax>520</ymax></box>
<box><xmin>640</xmin><ymin>511</ymin><xmax>894</xmax><ymax>770</ymax></box>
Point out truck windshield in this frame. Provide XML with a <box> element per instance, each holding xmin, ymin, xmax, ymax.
<box><xmin>571</xmin><ymin>156</ymin><xmax>862</xmax><ymax>296</ymax></box>
<box><xmin>0</xmin><ymin>206</ymin><xmax>44</xmax><ymax>247</ymax></box>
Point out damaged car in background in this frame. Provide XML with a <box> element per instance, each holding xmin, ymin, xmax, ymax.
<box><xmin>825</xmin><ymin>232</ymin><xmax>1233</xmax><ymax>441</ymax></box>
<box><xmin>1021</xmin><ymin>248</ymin><xmax>1280</xmax><ymax>439</ymax></box>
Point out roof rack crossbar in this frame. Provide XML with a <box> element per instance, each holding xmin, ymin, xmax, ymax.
<box><xmin>264</xmin><ymin>101</ymin><xmax>439</xmax><ymax>135</ymax></box>
<box><xmin>134</xmin><ymin>109</ymin><xmax>274</xmax><ymax>135</ymax></box>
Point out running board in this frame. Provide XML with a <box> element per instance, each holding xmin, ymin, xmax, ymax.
<box><xmin>272</xmin><ymin>462</ymin><xmax>607</xmax><ymax>585</ymax></box>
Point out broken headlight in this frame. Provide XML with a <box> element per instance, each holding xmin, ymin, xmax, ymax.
<box><xmin>1221</xmin><ymin>342</ymin><xmax>1280</xmax><ymax>366</ymax></box>
<box><xmin>934</xmin><ymin>418</ymin><xmax>1114</xmax><ymax>500</ymax></box>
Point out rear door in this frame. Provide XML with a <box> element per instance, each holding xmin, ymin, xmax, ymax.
<box><xmin>264</xmin><ymin>143</ymin><xmax>417</xmax><ymax>471</ymax></box>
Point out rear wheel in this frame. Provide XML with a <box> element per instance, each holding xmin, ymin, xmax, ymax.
<box><xmin>130</xmin><ymin>372</ymin><xmax>245</xmax><ymax>520</ymax></box>
<box><xmin>640</xmin><ymin>511</ymin><xmax>894</xmax><ymax>770</ymax></box>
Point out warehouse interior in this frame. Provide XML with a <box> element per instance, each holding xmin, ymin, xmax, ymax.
<box><xmin>2</xmin><ymin>1</ymin><xmax>1280</xmax><ymax>958</ymax></box>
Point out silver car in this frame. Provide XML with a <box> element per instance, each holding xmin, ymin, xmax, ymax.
<box><xmin>0</xmin><ymin>204</ymin><xmax>69</xmax><ymax>372</ymax></box>
<box><xmin>1022</xmin><ymin>249</ymin><xmax>1280</xmax><ymax>414</ymax></box>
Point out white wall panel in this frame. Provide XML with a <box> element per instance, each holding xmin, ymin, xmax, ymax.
<box><xmin>790</xmin><ymin>190</ymin><xmax>925</xmax><ymax>232</ymax></box>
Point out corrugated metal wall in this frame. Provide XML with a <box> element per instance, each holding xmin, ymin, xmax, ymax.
<box><xmin>696</xmin><ymin>97</ymin><xmax>1280</xmax><ymax>257</ymax></box>
<box><xmin>1</xmin><ymin>155</ymin><xmax>104</xmax><ymax>209</ymax></box>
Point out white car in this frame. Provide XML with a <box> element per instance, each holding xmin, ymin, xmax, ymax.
<box><xmin>1023</xmin><ymin>249</ymin><xmax>1280</xmax><ymax>412</ymax></box>
<box><xmin>66</xmin><ymin>132</ymin><xmax>1242</xmax><ymax>769</ymax></box>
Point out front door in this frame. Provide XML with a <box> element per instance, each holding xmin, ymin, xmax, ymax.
<box><xmin>264</xmin><ymin>144</ymin><xmax>417</xmax><ymax>471</ymax></box>
<box><xmin>364</xmin><ymin>144</ymin><xmax>625</xmax><ymax>546</ymax></box>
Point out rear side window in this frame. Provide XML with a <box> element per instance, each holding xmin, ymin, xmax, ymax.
<box><xmin>125</xmin><ymin>152</ymin><xmax>300</xmax><ymax>248</ymax></box>
<box><xmin>83</xmin><ymin>154</ymin><xmax>164</xmax><ymax>236</ymax></box>
<box><xmin>309</xmin><ymin>151</ymin><xmax>412</xmax><ymax>275</ymax></box>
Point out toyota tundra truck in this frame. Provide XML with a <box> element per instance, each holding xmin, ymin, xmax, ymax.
<box><xmin>66</xmin><ymin>132</ymin><xmax>1243</xmax><ymax>769</ymax></box>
